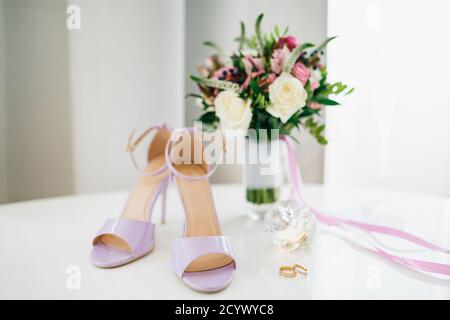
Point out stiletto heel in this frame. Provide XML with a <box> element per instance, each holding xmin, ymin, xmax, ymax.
<box><xmin>160</xmin><ymin>180</ymin><xmax>168</xmax><ymax>224</ymax></box>
<box><xmin>90</xmin><ymin>124</ymin><xmax>171</xmax><ymax>268</ymax></box>
<box><xmin>165</xmin><ymin>128</ymin><xmax>236</xmax><ymax>292</ymax></box>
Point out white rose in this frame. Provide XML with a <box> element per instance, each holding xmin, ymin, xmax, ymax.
<box><xmin>267</xmin><ymin>73</ymin><xmax>307</xmax><ymax>123</ymax></box>
<box><xmin>214</xmin><ymin>90</ymin><xmax>252</xmax><ymax>131</ymax></box>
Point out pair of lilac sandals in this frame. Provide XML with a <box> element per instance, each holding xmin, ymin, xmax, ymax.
<box><xmin>91</xmin><ymin>125</ymin><xmax>236</xmax><ymax>293</ymax></box>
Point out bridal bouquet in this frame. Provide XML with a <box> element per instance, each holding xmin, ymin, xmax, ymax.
<box><xmin>188</xmin><ymin>14</ymin><xmax>353</xmax><ymax>219</ymax></box>
<box><xmin>189</xmin><ymin>13</ymin><xmax>353</xmax><ymax>143</ymax></box>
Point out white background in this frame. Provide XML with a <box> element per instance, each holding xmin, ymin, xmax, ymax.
<box><xmin>0</xmin><ymin>0</ymin><xmax>185</xmax><ymax>201</ymax></box>
<box><xmin>326</xmin><ymin>0</ymin><xmax>450</xmax><ymax>196</ymax></box>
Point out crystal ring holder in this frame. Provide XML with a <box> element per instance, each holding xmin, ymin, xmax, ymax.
<box><xmin>265</xmin><ymin>199</ymin><xmax>316</xmax><ymax>251</ymax></box>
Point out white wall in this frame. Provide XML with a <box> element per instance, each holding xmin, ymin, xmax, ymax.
<box><xmin>0</xmin><ymin>0</ymin><xmax>7</xmax><ymax>203</ymax></box>
<box><xmin>67</xmin><ymin>0</ymin><xmax>184</xmax><ymax>194</ymax></box>
<box><xmin>0</xmin><ymin>0</ymin><xmax>185</xmax><ymax>202</ymax></box>
<box><xmin>185</xmin><ymin>0</ymin><xmax>328</xmax><ymax>183</ymax></box>
<box><xmin>3</xmin><ymin>0</ymin><xmax>75</xmax><ymax>202</ymax></box>
<box><xmin>326</xmin><ymin>0</ymin><xmax>450</xmax><ymax>196</ymax></box>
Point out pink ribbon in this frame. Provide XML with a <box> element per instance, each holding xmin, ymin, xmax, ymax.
<box><xmin>281</xmin><ymin>135</ymin><xmax>450</xmax><ymax>277</ymax></box>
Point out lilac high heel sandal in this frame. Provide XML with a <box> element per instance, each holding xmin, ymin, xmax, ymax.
<box><xmin>165</xmin><ymin>128</ymin><xmax>236</xmax><ymax>292</ymax></box>
<box><xmin>91</xmin><ymin>124</ymin><xmax>171</xmax><ymax>268</ymax></box>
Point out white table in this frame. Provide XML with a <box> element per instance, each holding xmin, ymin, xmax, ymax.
<box><xmin>0</xmin><ymin>184</ymin><xmax>449</xmax><ymax>299</ymax></box>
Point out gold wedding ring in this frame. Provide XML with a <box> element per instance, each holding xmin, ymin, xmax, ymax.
<box><xmin>279</xmin><ymin>264</ymin><xmax>308</xmax><ymax>278</ymax></box>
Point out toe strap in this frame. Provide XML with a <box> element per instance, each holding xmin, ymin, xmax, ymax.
<box><xmin>93</xmin><ymin>218</ymin><xmax>155</xmax><ymax>254</ymax></box>
<box><xmin>171</xmin><ymin>236</ymin><xmax>235</xmax><ymax>278</ymax></box>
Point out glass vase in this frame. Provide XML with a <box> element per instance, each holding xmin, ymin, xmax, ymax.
<box><xmin>243</xmin><ymin>137</ymin><xmax>283</xmax><ymax>220</ymax></box>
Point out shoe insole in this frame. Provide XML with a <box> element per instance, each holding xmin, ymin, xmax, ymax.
<box><xmin>174</xmin><ymin>164</ymin><xmax>234</xmax><ymax>273</ymax></box>
<box><xmin>99</xmin><ymin>155</ymin><xmax>168</xmax><ymax>252</ymax></box>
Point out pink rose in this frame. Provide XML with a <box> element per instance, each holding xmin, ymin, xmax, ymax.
<box><xmin>270</xmin><ymin>47</ymin><xmax>290</xmax><ymax>74</ymax></box>
<box><xmin>291</xmin><ymin>62</ymin><xmax>310</xmax><ymax>85</ymax></box>
<box><xmin>309</xmin><ymin>102</ymin><xmax>322</xmax><ymax>110</ymax></box>
<box><xmin>279</xmin><ymin>36</ymin><xmax>298</xmax><ymax>51</ymax></box>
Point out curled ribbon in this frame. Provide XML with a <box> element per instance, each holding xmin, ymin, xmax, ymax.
<box><xmin>280</xmin><ymin>135</ymin><xmax>450</xmax><ymax>277</ymax></box>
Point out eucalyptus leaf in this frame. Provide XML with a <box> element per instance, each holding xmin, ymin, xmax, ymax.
<box><xmin>315</xmin><ymin>36</ymin><xmax>337</xmax><ymax>52</ymax></box>
<box><xmin>185</xmin><ymin>93</ymin><xmax>204</xmax><ymax>99</ymax></box>
<box><xmin>283</xmin><ymin>43</ymin><xmax>315</xmax><ymax>73</ymax></box>
<box><xmin>203</xmin><ymin>41</ymin><xmax>223</xmax><ymax>53</ymax></box>
<box><xmin>255</xmin><ymin>13</ymin><xmax>264</xmax><ymax>48</ymax></box>
<box><xmin>191</xmin><ymin>76</ymin><xmax>240</xmax><ymax>93</ymax></box>
<box><xmin>238</xmin><ymin>21</ymin><xmax>246</xmax><ymax>51</ymax></box>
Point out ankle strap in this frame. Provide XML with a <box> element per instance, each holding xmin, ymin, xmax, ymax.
<box><xmin>126</xmin><ymin>124</ymin><xmax>170</xmax><ymax>176</ymax></box>
<box><xmin>165</xmin><ymin>128</ymin><xmax>222</xmax><ymax>181</ymax></box>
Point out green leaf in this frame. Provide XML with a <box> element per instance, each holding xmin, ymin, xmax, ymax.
<box><xmin>264</xmin><ymin>33</ymin><xmax>275</xmax><ymax>47</ymax></box>
<box><xmin>237</xmin><ymin>21</ymin><xmax>246</xmax><ymax>52</ymax></box>
<box><xmin>286</xmin><ymin>133</ymin><xmax>300</xmax><ymax>144</ymax></box>
<box><xmin>313</xmin><ymin>97</ymin><xmax>340</xmax><ymax>105</ymax></box>
<box><xmin>268</xmin><ymin>116</ymin><xmax>282</xmax><ymax>131</ymax></box>
<box><xmin>190</xmin><ymin>76</ymin><xmax>240</xmax><ymax>93</ymax></box>
<box><xmin>304</xmin><ymin>118</ymin><xmax>328</xmax><ymax>145</ymax></box>
<box><xmin>317</xmin><ymin>136</ymin><xmax>328</xmax><ymax>145</ymax></box>
<box><xmin>246</xmin><ymin>35</ymin><xmax>258</xmax><ymax>49</ymax></box>
<box><xmin>203</xmin><ymin>41</ymin><xmax>223</xmax><ymax>53</ymax></box>
<box><xmin>249</xmin><ymin>79</ymin><xmax>263</xmax><ymax>95</ymax></box>
<box><xmin>190</xmin><ymin>75</ymin><xmax>202</xmax><ymax>83</ymax></box>
<box><xmin>345</xmin><ymin>87</ymin><xmax>355</xmax><ymax>95</ymax></box>
<box><xmin>283</xmin><ymin>42</ymin><xmax>315</xmax><ymax>73</ymax></box>
<box><xmin>316</xmin><ymin>124</ymin><xmax>325</xmax><ymax>134</ymax></box>
<box><xmin>199</xmin><ymin>111</ymin><xmax>219</xmax><ymax>124</ymax></box>
<box><xmin>254</xmin><ymin>93</ymin><xmax>268</xmax><ymax>108</ymax></box>
<box><xmin>255</xmin><ymin>13</ymin><xmax>264</xmax><ymax>48</ymax></box>
<box><xmin>317</xmin><ymin>81</ymin><xmax>349</xmax><ymax>96</ymax></box>
<box><xmin>315</xmin><ymin>36</ymin><xmax>337</xmax><ymax>52</ymax></box>
<box><xmin>333</xmin><ymin>82</ymin><xmax>347</xmax><ymax>95</ymax></box>
<box><xmin>274</xmin><ymin>25</ymin><xmax>280</xmax><ymax>38</ymax></box>
<box><xmin>299</xmin><ymin>106</ymin><xmax>319</xmax><ymax>118</ymax></box>
<box><xmin>185</xmin><ymin>93</ymin><xmax>203</xmax><ymax>100</ymax></box>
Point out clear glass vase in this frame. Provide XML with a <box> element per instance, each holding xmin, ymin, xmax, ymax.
<box><xmin>243</xmin><ymin>137</ymin><xmax>283</xmax><ymax>220</ymax></box>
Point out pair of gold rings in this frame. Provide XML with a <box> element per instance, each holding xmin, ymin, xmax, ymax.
<box><xmin>279</xmin><ymin>264</ymin><xmax>308</xmax><ymax>278</ymax></box>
